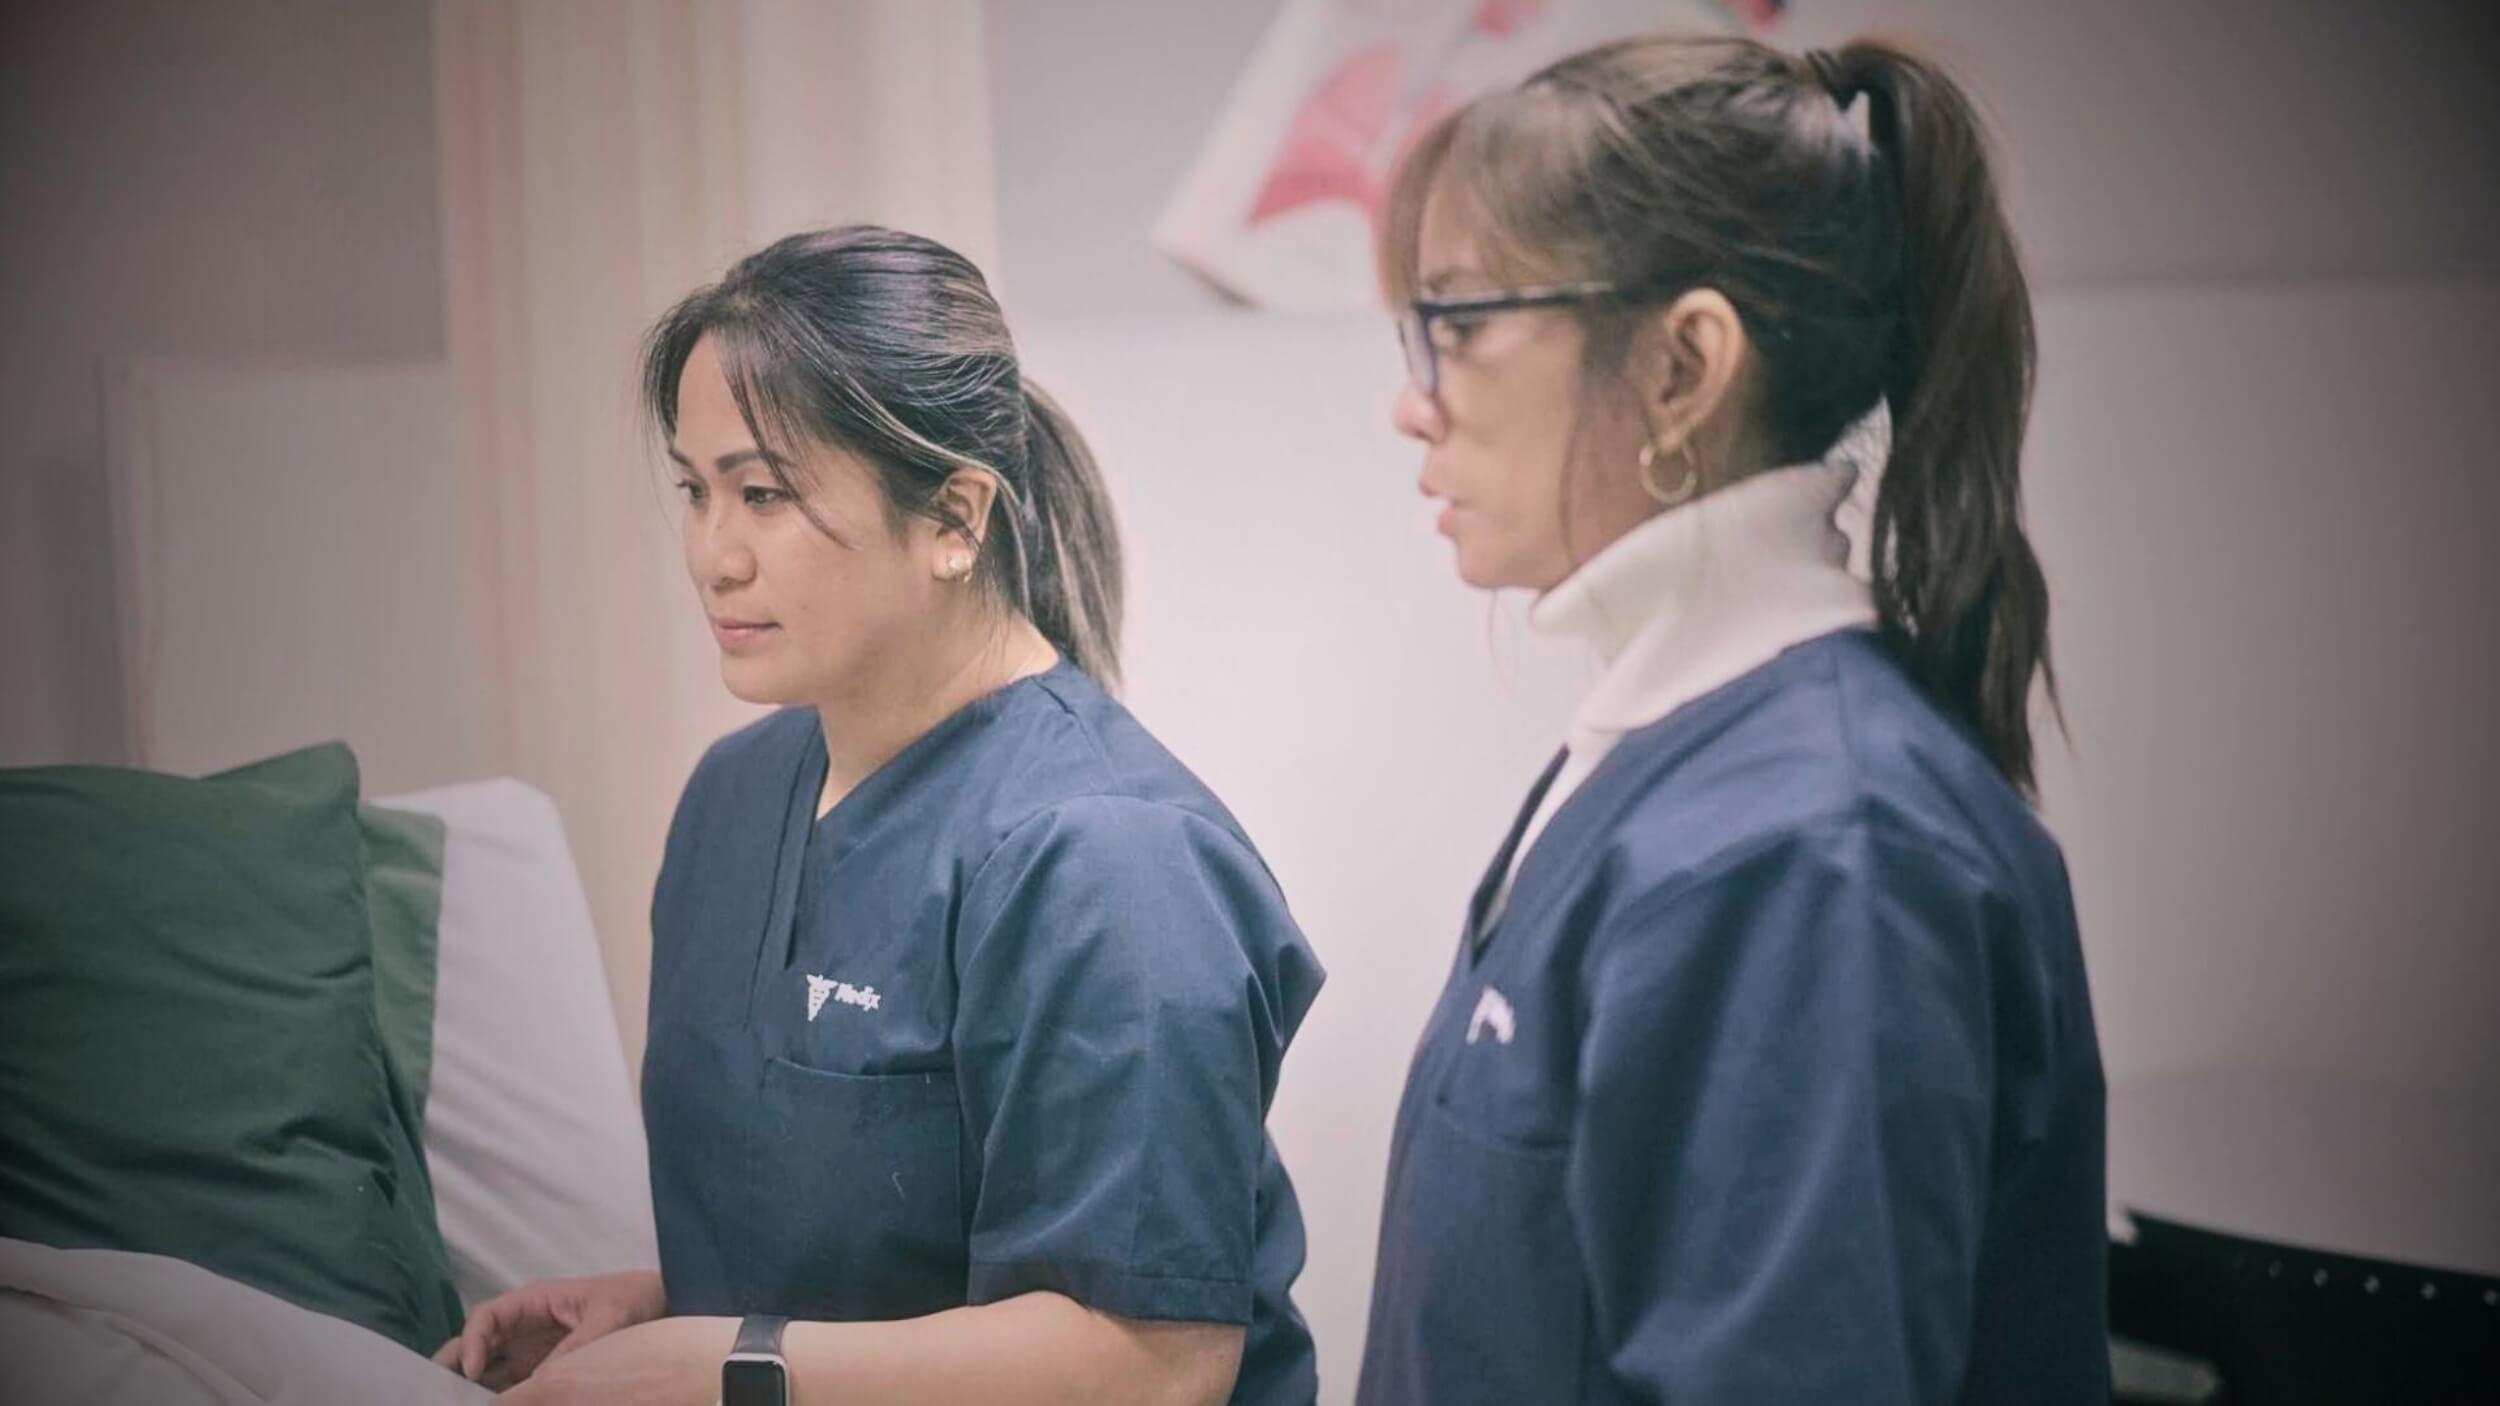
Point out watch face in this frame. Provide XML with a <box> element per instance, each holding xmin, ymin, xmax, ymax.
<box><xmin>721</xmin><ymin>1355</ymin><xmax>788</xmax><ymax>1406</ymax></box>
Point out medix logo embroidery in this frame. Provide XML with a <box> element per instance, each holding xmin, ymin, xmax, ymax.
<box><xmin>1466</xmin><ymin>986</ymin><xmax>1515</xmax><ymax>1046</ymax></box>
<box><xmin>804</xmin><ymin>974</ymin><xmax>882</xmax><ymax>1020</ymax></box>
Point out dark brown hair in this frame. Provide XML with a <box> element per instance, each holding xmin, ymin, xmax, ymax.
<box><xmin>1382</xmin><ymin>34</ymin><xmax>2055</xmax><ymax>792</ymax></box>
<box><xmin>642</xmin><ymin>225</ymin><xmax>1124</xmax><ymax>687</ymax></box>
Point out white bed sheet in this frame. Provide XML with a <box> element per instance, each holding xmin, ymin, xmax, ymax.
<box><xmin>0</xmin><ymin>1238</ymin><xmax>491</xmax><ymax>1406</ymax></box>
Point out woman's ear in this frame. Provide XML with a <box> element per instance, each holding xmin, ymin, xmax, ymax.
<box><xmin>926</xmin><ymin>467</ymin><xmax>1002</xmax><ymax>579</ymax></box>
<box><xmin>1645</xmin><ymin>287</ymin><xmax>1751</xmax><ymax>453</ymax></box>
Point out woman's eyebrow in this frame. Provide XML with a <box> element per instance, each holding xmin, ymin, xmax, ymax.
<box><xmin>664</xmin><ymin>446</ymin><xmax>770</xmax><ymax>476</ymax></box>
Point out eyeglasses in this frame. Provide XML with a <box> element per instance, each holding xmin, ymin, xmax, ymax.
<box><xmin>1396</xmin><ymin>280</ymin><xmax>1654</xmax><ymax>398</ymax></box>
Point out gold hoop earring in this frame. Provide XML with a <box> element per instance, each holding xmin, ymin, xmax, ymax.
<box><xmin>1638</xmin><ymin>441</ymin><xmax>1699</xmax><ymax>507</ymax></box>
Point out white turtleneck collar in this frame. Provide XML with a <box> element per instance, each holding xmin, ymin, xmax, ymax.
<box><xmin>1483</xmin><ymin>460</ymin><xmax>1876</xmax><ymax>924</ymax></box>
<box><xmin>1531</xmin><ymin>459</ymin><xmax>1875</xmax><ymax>738</ymax></box>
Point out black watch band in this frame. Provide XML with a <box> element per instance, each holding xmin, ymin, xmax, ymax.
<box><xmin>722</xmin><ymin>1313</ymin><xmax>791</xmax><ymax>1406</ymax></box>
<box><xmin>734</xmin><ymin>1313</ymin><xmax>789</xmax><ymax>1356</ymax></box>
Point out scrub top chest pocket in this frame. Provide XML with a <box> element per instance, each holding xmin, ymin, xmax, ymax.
<box><xmin>1427</xmin><ymin>956</ymin><xmax>1580</xmax><ymax>1152</ymax></box>
<box><xmin>1371</xmin><ymin>960</ymin><xmax>1593</xmax><ymax>1402</ymax></box>
<box><xmin>752</xmin><ymin>1055</ymin><xmax>966</xmax><ymax>1321</ymax></box>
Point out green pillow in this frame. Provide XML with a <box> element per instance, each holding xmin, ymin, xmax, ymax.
<box><xmin>0</xmin><ymin>743</ymin><xmax>462</xmax><ymax>1354</ymax></box>
<box><xmin>214</xmin><ymin>751</ymin><xmax>447</xmax><ymax>1130</ymax></box>
<box><xmin>360</xmin><ymin>805</ymin><xmax>447</xmax><ymax>1131</ymax></box>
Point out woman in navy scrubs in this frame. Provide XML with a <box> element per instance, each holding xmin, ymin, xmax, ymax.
<box><xmin>438</xmin><ymin>227</ymin><xmax>1323</xmax><ymax>1405</ymax></box>
<box><xmin>1356</xmin><ymin>35</ymin><xmax>2105</xmax><ymax>1405</ymax></box>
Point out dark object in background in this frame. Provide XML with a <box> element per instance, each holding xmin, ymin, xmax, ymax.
<box><xmin>2111</xmin><ymin>1214</ymin><xmax>2500</xmax><ymax>1404</ymax></box>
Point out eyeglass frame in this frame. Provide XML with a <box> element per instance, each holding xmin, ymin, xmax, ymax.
<box><xmin>1396</xmin><ymin>279</ymin><xmax>1675</xmax><ymax>399</ymax></box>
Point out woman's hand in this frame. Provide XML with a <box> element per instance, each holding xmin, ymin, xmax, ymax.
<box><xmin>430</xmin><ymin>1269</ymin><xmax>669</xmax><ymax>1389</ymax></box>
<box><xmin>493</xmin><ymin>1316</ymin><xmax>736</xmax><ymax>1406</ymax></box>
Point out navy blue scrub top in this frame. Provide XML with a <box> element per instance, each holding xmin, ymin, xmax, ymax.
<box><xmin>645</xmin><ymin>661</ymin><xmax>1323</xmax><ymax>1406</ymax></box>
<box><xmin>1357</xmin><ymin>630</ymin><xmax>2107</xmax><ymax>1406</ymax></box>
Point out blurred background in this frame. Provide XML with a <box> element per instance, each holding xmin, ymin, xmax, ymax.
<box><xmin>4</xmin><ymin>0</ymin><xmax>2497</xmax><ymax>1396</ymax></box>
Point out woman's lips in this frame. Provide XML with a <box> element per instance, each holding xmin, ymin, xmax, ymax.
<box><xmin>710</xmin><ymin>619</ymin><xmax>779</xmax><ymax>650</ymax></box>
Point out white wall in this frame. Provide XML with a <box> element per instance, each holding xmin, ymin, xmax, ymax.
<box><xmin>2026</xmin><ymin>280</ymin><xmax>2500</xmax><ymax>1095</ymax></box>
<box><xmin>0</xmin><ymin>0</ymin><xmax>444</xmax><ymax>768</ymax></box>
<box><xmin>99</xmin><ymin>361</ymin><xmax>493</xmax><ymax>796</ymax></box>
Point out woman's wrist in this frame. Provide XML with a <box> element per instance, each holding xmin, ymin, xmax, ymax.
<box><xmin>626</xmin><ymin>1268</ymin><xmax>669</xmax><ymax>1323</ymax></box>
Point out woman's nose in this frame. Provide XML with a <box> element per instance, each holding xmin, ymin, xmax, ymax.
<box><xmin>1390</xmin><ymin>381</ymin><xmax>1446</xmax><ymax>443</ymax></box>
<box><xmin>692</xmin><ymin>512</ymin><xmax>757</xmax><ymax>589</ymax></box>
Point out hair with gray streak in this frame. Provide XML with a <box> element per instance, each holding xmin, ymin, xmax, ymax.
<box><xmin>641</xmin><ymin>225</ymin><xmax>1124</xmax><ymax>688</ymax></box>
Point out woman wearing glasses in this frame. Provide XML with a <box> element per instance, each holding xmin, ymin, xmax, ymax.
<box><xmin>1357</xmin><ymin>34</ymin><xmax>2105</xmax><ymax>1406</ymax></box>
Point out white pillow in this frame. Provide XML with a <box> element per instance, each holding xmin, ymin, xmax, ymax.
<box><xmin>375</xmin><ymin>779</ymin><xmax>659</xmax><ymax>1308</ymax></box>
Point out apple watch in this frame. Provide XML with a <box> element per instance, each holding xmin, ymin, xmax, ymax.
<box><xmin>720</xmin><ymin>1313</ymin><xmax>790</xmax><ymax>1406</ymax></box>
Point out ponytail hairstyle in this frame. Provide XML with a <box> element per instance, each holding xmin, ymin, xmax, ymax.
<box><xmin>641</xmin><ymin>225</ymin><xmax>1125</xmax><ymax>688</ymax></box>
<box><xmin>1380</xmin><ymin>34</ymin><xmax>2056</xmax><ymax>793</ymax></box>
